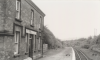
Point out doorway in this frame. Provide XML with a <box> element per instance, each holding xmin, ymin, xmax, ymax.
<box><xmin>29</xmin><ymin>34</ymin><xmax>34</xmax><ymax>58</ymax></box>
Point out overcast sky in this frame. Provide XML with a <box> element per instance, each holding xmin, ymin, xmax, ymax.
<box><xmin>32</xmin><ymin>0</ymin><xmax>100</xmax><ymax>40</ymax></box>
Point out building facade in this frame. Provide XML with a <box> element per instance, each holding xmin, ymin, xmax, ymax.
<box><xmin>0</xmin><ymin>0</ymin><xmax>45</xmax><ymax>60</ymax></box>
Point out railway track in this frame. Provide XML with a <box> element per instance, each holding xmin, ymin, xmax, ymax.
<box><xmin>73</xmin><ymin>47</ymin><xmax>88</xmax><ymax>60</ymax></box>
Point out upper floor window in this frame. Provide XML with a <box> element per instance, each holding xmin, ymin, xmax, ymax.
<box><xmin>16</xmin><ymin>0</ymin><xmax>21</xmax><ymax>19</ymax></box>
<box><xmin>31</xmin><ymin>10</ymin><xmax>34</xmax><ymax>25</ymax></box>
<box><xmin>39</xmin><ymin>16</ymin><xmax>42</xmax><ymax>28</ymax></box>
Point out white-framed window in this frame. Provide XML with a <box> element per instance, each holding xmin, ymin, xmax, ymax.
<box><xmin>39</xmin><ymin>16</ymin><xmax>42</xmax><ymax>28</ymax></box>
<box><xmin>34</xmin><ymin>35</ymin><xmax>36</xmax><ymax>51</ymax></box>
<box><xmin>25</xmin><ymin>33</ymin><xmax>29</xmax><ymax>53</ymax></box>
<box><xmin>31</xmin><ymin>10</ymin><xmax>34</xmax><ymax>25</ymax></box>
<box><xmin>38</xmin><ymin>37</ymin><xmax>41</xmax><ymax>50</ymax></box>
<box><xmin>14</xmin><ymin>31</ymin><xmax>20</xmax><ymax>55</ymax></box>
<box><xmin>16</xmin><ymin>0</ymin><xmax>20</xmax><ymax>19</ymax></box>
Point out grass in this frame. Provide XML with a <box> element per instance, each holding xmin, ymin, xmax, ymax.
<box><xmin>80</xmin><ymin>48</ymin><xmax>100</xmax><ymax>60</ymax></box>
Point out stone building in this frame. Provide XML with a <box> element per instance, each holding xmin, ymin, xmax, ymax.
<box><xmin>0</xmin><ymin>0</ymin><xmax>45</xmax><ymax>60</ymax></box>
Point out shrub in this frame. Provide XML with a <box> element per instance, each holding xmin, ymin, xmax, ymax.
<box><xmin>82</xmin><ymin>45</ymin><xmax>90</xmax><ymax>49</ymax></box>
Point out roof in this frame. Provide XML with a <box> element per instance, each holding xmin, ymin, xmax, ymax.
<box><xmin>25</xmin><ymin>0</ymin><xmax>45</xmax><ymax>17</ymax></box>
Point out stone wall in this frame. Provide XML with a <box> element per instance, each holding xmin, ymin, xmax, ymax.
<box><xmin>21</xmin><ymin>0</ymin><xmax>44</xmax><ymax>31</ymax></box>
<box><xmin>0</xmin><ymin>0</ymin><xmax>6</xmax><ymax>32</ymax></box>
<box><xmin>0</xmin><ymin>36</ymin><xmax>4</xmax><ymax>60</ymax></box>
<box><xmin>4</xmin><ymin>36</ymin><xmax>14</xmax><ymax>60</ymax></box>
<box><xmin>2</xmin><ymin>28</ymin><xmax>28</xmax><ymax>60</ymax></box>
<box><xmin>0</xmin><ymin>0</ymin><xmax>45</xmax><ymax>60</ymax></box>
<box><xmin>43</xmin><ymin>44</ymin><xmax>48</xmax><ymax>53</ymax></box>
<box><xmin>4</xmin><ymin>0</ymin><xmax>16</xmax><ymax>33</ymax></box>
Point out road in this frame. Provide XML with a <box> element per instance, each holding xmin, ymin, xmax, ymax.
<box><xmin>38</xmin><ymin>47</ymin><xmax>76</xmax><ymax>60</ymax></box>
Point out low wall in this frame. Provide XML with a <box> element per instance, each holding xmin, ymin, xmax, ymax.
<box><xmin>43</xmin><ymin>44</ymin><xmax>48</xmax><ymax>53</ymax></box>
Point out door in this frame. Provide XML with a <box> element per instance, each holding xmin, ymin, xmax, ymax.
<box><xmin>29</xmin><ymin>34</ymin><xmax>33</xmax><ymax>58</ymax></box>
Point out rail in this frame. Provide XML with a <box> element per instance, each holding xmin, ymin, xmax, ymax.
<box><xmin>73</xmin><ymin>47</ymin><xmax>89</xmax><ymax>60</ymax></box>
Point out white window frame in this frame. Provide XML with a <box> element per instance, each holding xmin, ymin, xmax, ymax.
<box><xmin>34</xmin><ymin>35</ymin><xmax>36</xmax><ymax>51</ymax></box>
<box><xmin>25</xmin><ymin>33</ymin><xmax>29</xmax><ymax>53</ymax></box>
<box><xmin>16</xmin><ymin>0</ymin><xmax>20</xmax><ymax>19</ymax></box>
<box><xmin>31</xmin><ymin>10</ymin><xmax>34</xmax><ymax>25</ymax></box>
<box><xmin>39</xmin><ymin>17</ymin><xmax>42</xmax><ymax>28</ymax></box>
<box><xmin>38</xmin><ymin>37</ymin><xmax>41</xmax><ymax>50</ymax></box>
<box><xmin>14</xmin><ymin>31</ymin><xmax>20</xmax><ymax>55</ymax></box>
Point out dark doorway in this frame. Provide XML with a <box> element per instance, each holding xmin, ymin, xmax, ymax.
<box><xmin>29</xmin><ymin>34</ymin><xmax>34</xmax><ymax>58</ymax></box>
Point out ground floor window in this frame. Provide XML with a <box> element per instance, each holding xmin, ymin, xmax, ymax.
<box><xmin>35</xmin><ymin>35</ymin><xmax>37</xmax><ymax>51</ymax></box>
<box><xmin>25</xmin><ymin>33</ymin><xmax>29</xmax><ymax>53</ymax></box>
<box><xmin>14</xmin><ymin>31</ymin><xmax>20</xmax><ymax>55</ymax></box>
<box><xmin>38</xmin><ymin>37</ymin><xmax>41</xmax><ymax>51</ymax></box>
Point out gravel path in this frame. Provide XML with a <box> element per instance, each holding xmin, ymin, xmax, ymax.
<box><xmin>38</xmin><ymin>47</ymin><xmax>75</xmax><ymax>60</ymax></box>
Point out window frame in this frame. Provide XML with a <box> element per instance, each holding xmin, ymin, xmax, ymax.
<box><xmin>39</xmin><ymin>16</ymin><xmax>42</xmax><ymax>29</ymax></box>
<box><xmin>14</xmin><ymin>31</ymin><xmax>20</xmax><ymax>55</ymax></box>
<box><xmin>38</xmin><ymin>37</ymin><xmax>41</xmax><ymax>51</ymax></box>
<box><xmin>25</xmin><ymin>33</ymin><xmax>29</xmax><ymax>54</ymax></box>
<box><xmin>31</xmin><ymin>10</ymin><xmax>34</xmax><ymax>26</ymax></box>
<box><xmin>16</xmin><ymin>0</ymin><xmax>21</xmax><ymax>19</ymax></box>
<box><xmin>34</xmin><ymin>35</ymin><xmax>37</xmax><ymax>52</ymax></box>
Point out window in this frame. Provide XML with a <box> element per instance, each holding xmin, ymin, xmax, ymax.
<box><xmin>35</xmin><ymin>35</ymin><xmax>36</xmax><ymax>51</ymax></box>
<box><xmin>39</xmin><ymin>17</ymin><xmax>42</xmax><ymax>28</ymax></box>
<box><xmin>38</xmin><ymin>37</ymin><xmax>41</xmax><ymax>50</ymax></box>
<box><xmin>14</xmin><ymin>31</ymin><xmax>20</xmax><ymax>55</ymax></box>
<box><xmin>16</xmin><ymin>0</ymin><xmax>20</xmax><ymax>19</ymax></box>
<box><xmin>29</xmin><ymin>34</ymin><xmax>33</xmax><ymax>57</ymax></box>
<box><xmin>25</xmin><ymin>33</ymin><xmax>29</xmax><ymax>53</ymax></box>
<box><xmin>31</xmin><ymin>10</ymin><xmax>34</xmax><ymax>25</ymax></box>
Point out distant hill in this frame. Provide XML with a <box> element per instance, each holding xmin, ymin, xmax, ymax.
<box><xmin>64</xmin><ymin>35</ymin><xmax>100</xmax><ymax>50</ymax></box>
<box><xmin>43</xmin><ymin>26</ymin><xmax>63</xmax><ymax>49</ymax></box>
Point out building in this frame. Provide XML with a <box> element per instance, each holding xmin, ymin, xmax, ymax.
<box><xmin>0</xmin><ymin>0</ymin><xmax>45</xmax><ymax>60</ymax></box>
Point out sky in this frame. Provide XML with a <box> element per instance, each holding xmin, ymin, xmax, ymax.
<box><xmin>32</xmin><ymin>0</ymin><xmax>100</xmax><ymax>41</ymax></box>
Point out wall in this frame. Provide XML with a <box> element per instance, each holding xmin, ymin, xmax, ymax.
<box><xmin>4</xmin><ymin>0</ymin><xmax>16</xmax><ymax>33</ymax></box>
<box><xmin>0</xmin><ymin>0</ymin><xmax>6</xmax><ymax>32</ymax></box>
<box><xmin>21</xmin><ymin>0</ymin><xmax>44</xmax><ymax>54</ymax></box>
<box><xmin>21</xmin><ymin>0</ymin><xmax>44</xmax><ymax>31</ymax></box>
<box><xmin>0</xmin><ymin>0</ymin><xmax>45</xmax><ymax>60</ymax></box>
<box><xmin>0</xmin><ymin>36</ymin><xmax>4</xmax><ymax>60</ymax></box>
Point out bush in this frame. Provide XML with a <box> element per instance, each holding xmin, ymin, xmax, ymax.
<box><xmin>43</xmin><ymin>26</ymin><xmax>62</xmax><ymax>49</ymax></box>
<box><xmin>82</xmin><ymin>45</ymin><xmax>90</xmax><ymax>49</ymax></box>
